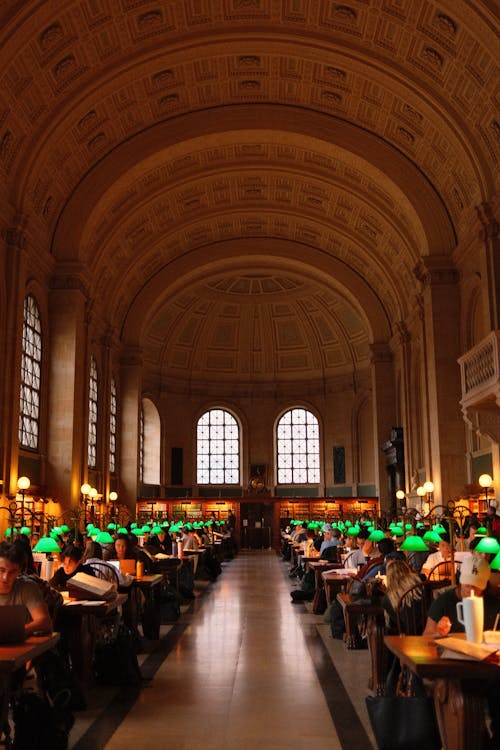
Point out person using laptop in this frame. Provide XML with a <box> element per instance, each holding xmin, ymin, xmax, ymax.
<box><xmin>0</xmin><ymin>541</ymin><xmax>52</xmax><ymax>635</ymax></box>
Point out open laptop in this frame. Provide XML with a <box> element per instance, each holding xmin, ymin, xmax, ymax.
<box><xmin>0</xmin><ymin>604</ymin><xmax>28</xmax><ymax>644</ymax></box>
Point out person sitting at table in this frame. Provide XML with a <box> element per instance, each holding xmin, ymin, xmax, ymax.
<box><xmin>420</xmin><ymin>533</ymin><xmax>454</xmax><ymax>578</ymax></box>
<box><xmin>146</xmin><ymin>527</ymin><xmax>172</xmax><ymax>555</ymax></box>
<box><xmin>181</xmin><ymin>526</ymin><xmax>200</xmax><ymax>552</ymax></box>
<box><xmin>423</xmin><ymin>554</ymin><xmax>500</xmax><ymax>750</ymax></box>
<box><xmin>113</xmin><ymin>533</ymin><xmax>136</xmax><ymax>563</ymax></box>
<box><xmin>319</xmin><ymin>524</ymin><xmax>338</xmax><ymax>555</ymax></box>
<box><xmin>358</xmin><ymin>537</ymin><xmax>396</xmax><ymax>580</ymax></box>
<box><xmin>0</xmin><ymin>540</ymin><xmax>52</xmax><ymax>635</ymax></box>
<box><xmin>49</xmin><ymin>543</ymin><xmax>96</xmax><ymax>591</ymax></box>
<box><xmin>423</xmin><ymin>554</ymin><xmax>499</xmax><ymax>636</ymax></box>
<box><xmin>381</xmin><ymin>557</ymin><xmax>425</xmax><ymax>635</ymax></box>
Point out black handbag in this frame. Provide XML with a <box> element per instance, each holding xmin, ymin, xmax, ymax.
<box><xmin>365</xmin><ymin>665</ymin><xmax>441</xmax><ymax>750</ymax></box>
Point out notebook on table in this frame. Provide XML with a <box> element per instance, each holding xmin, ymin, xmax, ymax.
<box><xmin>0</xmin><ymin>604</ymin><xmax>28</xmax><ymax>644</ymax></box>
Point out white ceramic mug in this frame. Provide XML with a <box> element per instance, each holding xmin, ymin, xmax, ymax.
<box><xmin>456</xmin><ymin>594</ymin><xmax>484</xmax><ymax>643</ymax></box>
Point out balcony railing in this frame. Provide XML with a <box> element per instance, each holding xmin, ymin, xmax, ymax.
<box><xmin>458</xmin><ymin>331</ymin><xmax>500</xmax><ymax>404</ymax></box>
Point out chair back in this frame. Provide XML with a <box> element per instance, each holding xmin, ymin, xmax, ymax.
<box><xmin>88</xmin><ymin>561</ymin><xmax>121</xmax><ymax>584</ymax></box>
<box><xmin>426</xmin><ymin>559</ymin><xmax>462</xmax><ymax>582</ymax></box>
<box><xmin>394</xmin><ymin>582</ymin><xmax>427</xmax><ymax>635</ymax></box>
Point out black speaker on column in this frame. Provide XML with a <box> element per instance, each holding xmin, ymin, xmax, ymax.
<box><xmin>171</xmin><ymin>447</ymin><xmax>183</xmax><ymax>485</ymax></box>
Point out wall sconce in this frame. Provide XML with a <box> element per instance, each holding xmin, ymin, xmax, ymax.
<box><xmin>17</xmin><ymin>475</ymin><xmax>30</xmax><ymax>525</ymax></box>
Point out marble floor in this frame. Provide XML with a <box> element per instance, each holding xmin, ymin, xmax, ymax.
<box><xmin>70</xmin><ymin>551</ymin><xmax>377</xmax><ymax>750</ymax></box>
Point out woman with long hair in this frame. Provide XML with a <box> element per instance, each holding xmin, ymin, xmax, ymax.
<box><xmin>382</xmin><ymin>557</ymin><xmax>425</xmax><ymax>635</ymax></box>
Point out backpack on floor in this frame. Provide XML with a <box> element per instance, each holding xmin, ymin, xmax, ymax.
<box><xmin>94</xmin><ymin>624</ymin><xmax>142</xmax><ymax>686</ymax></box>
<box><xmin>12</xmin><ymin>690</ymin><xmax>73</xmax><ymax>750</ymax></box>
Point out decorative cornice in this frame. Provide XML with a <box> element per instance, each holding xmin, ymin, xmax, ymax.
<box><xmin>413</xmin><ymin>256</ymin><xmax>460</xmax><ymax>287</ymax></box>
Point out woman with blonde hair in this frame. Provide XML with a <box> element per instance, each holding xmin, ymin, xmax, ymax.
<box><xmin>382</xmin><ymin>557</ymin><xmax>425</xmax><ymax>635</ymax></box>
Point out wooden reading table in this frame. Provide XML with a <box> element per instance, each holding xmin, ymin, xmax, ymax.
<box><xmin>384</xmin><ymin>634</ymin><xmax>500</xmax><ymax>750</ymax></box>
<box><xmin>0</xmin><ymin>633</ymin><xmax>60</xmax><ymax>747</ymax></box>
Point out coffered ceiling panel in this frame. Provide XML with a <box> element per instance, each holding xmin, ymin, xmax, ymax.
<box><xmin>0</xmin><ymin>0</ymin><xmax>497</xmax><ymax>389</ymax></box>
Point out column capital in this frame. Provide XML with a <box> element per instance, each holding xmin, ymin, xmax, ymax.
<box><xmin>2</xmin><ymin>214</ymin><xmax>29</xmax><ymax>249</ymax></box>
<box><xmin>413</xmin><ymin>255</ymin><xmax>460</xmax><ymax>287</ymax></box>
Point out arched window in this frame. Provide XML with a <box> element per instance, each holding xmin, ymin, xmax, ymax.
<box><xmin>88</xmin><ymin>355</ymin><xmax>98</xmax><ymax>469</ymax></box>
<box><xmin>197</xmin><ymin>408</ymin><xmax>240</xmax><ymax>485</ymax></box>
<box><xmin>19</xmin><ymin>295</ymin><xmax>42</xmax><ymax>449</ymax></box>
<box><xmin>276</xmin><ymin>408</ymin><xmax>320</xmax><ymax>484</ymax></box>
<box><xmin>142</xmin><ymin>398</ymin><xmax>161</xmax><ymax>485</ymax></box>
<box><xmin>109</xmin><ymin>377</ymin><xmax>117</xmax><ymax>473</ymax></box>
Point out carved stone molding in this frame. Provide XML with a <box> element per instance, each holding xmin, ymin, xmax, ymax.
<box><xmin>413</xmin><ymin>256</ymin><xmax>460</xmax><ymax>287</ymax></box>
<box><xmin>476</xmin><ymin>202</ymin><xmax>499</xmax><ymax>240</ymax></box>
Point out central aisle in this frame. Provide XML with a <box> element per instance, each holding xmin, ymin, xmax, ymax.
<box><xmin>105</xmin><ymin>550</ymin><xmax>344</xmax><ymax>749</ymax></box>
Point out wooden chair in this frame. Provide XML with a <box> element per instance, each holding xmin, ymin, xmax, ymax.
<box><xmin>425</xmin><ymin>559</ymin><xmax>462</xmax><ymax>583</ymax></box>
<box><xmin>88</xmin><ymin>561</ymin><xmax>121</xmax><ymax>584</ymax></box>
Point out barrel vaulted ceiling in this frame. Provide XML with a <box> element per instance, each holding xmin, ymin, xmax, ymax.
<box><xmin>0</xmin><ymin>1</ymin><xmax>498</xmax><ymax>389</ymax></box>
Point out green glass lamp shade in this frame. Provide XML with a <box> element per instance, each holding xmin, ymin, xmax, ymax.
<box><xmin>476</xmin><ymin>526</ymin><xmax>488</xmax><ymax>535</ymax></box>
<box><xmin>86</xmin><ymin>523</ymin><xmax>95</xmax><ymax>530</ymax></box>
<box><xmin>416</xmin><ymin>522</ymin><xmax>424</xmax><ymax>528</ymax></box>
<box><xmin>346</xmin><ymin>526</ymin><xmax>360</xmax><ymax>536</ymax></box>
<box><xmin>132</xmin><ymin>528</ymin><xmax>143</xmax><ymax>536</ymax></box>
<box><xmin>391</xmin><ymin>526</ymin><xmax>404</xmax><ymax>537</ymax></box>
<box><xmin>118</xmin><ymin>527</ymin><xmax>128</xmax><ymax>534</ymax></box>
<box><xmin>60</xmin><ymin>524</ymin><xmax>70</xmax><ymax>533</ymax></box>
<box><xmin>344</xmin><ymin>520</ymin><xmax>352</xmax><ymax>527</ymax></box>
<box><xmin>4</xmin><ymin>527</ymin><xmax>12</xmax><ymax>537</ymax></box>
<box><xmin>20</xmin><ymin>526</ymin><xmax>31</xmax><ymax>535</ymax></box>
<box><xmin>162</xmin><ymin>521</ymin><xmax>170</xmax><ymax>528</ymax></box>
<box><xmin>141</xmin><ymin>525</ymin><xmax>151</xmax><ymax>533</ymax></box>
<box><xmin>474</xmin><ymin>536</ymin><xmax>500</xmax><ymax>555</ymax></box>
<box><xmin>95</xmin><ymin>531</ymin><xmax>114</xmax><ymax>544</ymax></box>
<box><xmin>151</xmin><ymin>525</ymin><xmax>163</xmax><ymax>534</ymax></box>
<box><xmin>90</xmin><ymin>527</ymin><xmax>101</xmax><ymax>536</ymax></box>
<box><xmin>433</xmin><ymin>524</ymin><xmax>447</xmax><ymax>535</ymax></box>
<box><xmin>34</xmin><ymin>536</ymin><xmax>61</xmax><ymax>553</ymax></box>
<box><xmin>490</xmin><ymin>551</ymin><xmax>500</xmax><ymax>570</ymax></box>
<box><xmin>337</xmin><ymin>522</ymin><xmax>345</xmax><ymax>531</ymax></box>
<box><xmin>177</xmin><ymin>522</ymin><xmax>184</xmax><ymax>528</ymax></box>
<box><xmin>368</xmin><ymin>529</ymin><xmax>386</xmax><ymax>542</ymax></box>
<box><xmin>50</xmin><ymin>530</ymin><xmax>61</xmax><ymax>540</ymax></box>
<box><xmin>404</xmin><ymin>523</ymin><xmax>413</xmax><ymax>531</ymax></box>
<box><xmin>107</xmin><ymin>523</ymin><xmax>117</xmax><ymax>530</ymax></box>
<box><xmin>400</xmin><ymin>535</ymin><xmax>429</xmax><ymax>552</ymax></box>
<box><xmin>423</xmin><ymin>530</ymin><xmax>442</xmax><ymax>544</ymax></box>
<box><xmin>130</xmin><ymin>522</ymin><xmax>138</xmax><ymax>529</ymax></box>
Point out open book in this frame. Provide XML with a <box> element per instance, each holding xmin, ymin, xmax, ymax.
<box><xmin>436</xmin><ymin>635</ymin><xmax>500</xmax><ymax>663</ymax></box>
<box><xmin>67</xmin><ymin>572</ymin><xmax>117</xmax><ymax>601</ymax></box>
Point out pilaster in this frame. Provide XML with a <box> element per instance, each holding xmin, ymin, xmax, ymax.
<box><xmin>414</xmin><ymin>255</ymin><xmax>467</xmax><ymax>502</ymax></box>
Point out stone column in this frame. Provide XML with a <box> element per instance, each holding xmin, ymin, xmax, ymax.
<box><xmin>370</xmin><ymin>342</ymin><xmax>396</xmax><ymax>512</ymax></box>
<box><xmin>46</xmin><ymin>276</ymin><xmax>88</xmax><ymax>509</ymax></box>
<box><xmin>414</xmin><ymin>256</ymin><xmax>467</xmax><ymax>503</ymax></box>
<box><xmin>120</xmin><ymin>347</ymin><xmax>143</xmax><ymax>513</ymax></box>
